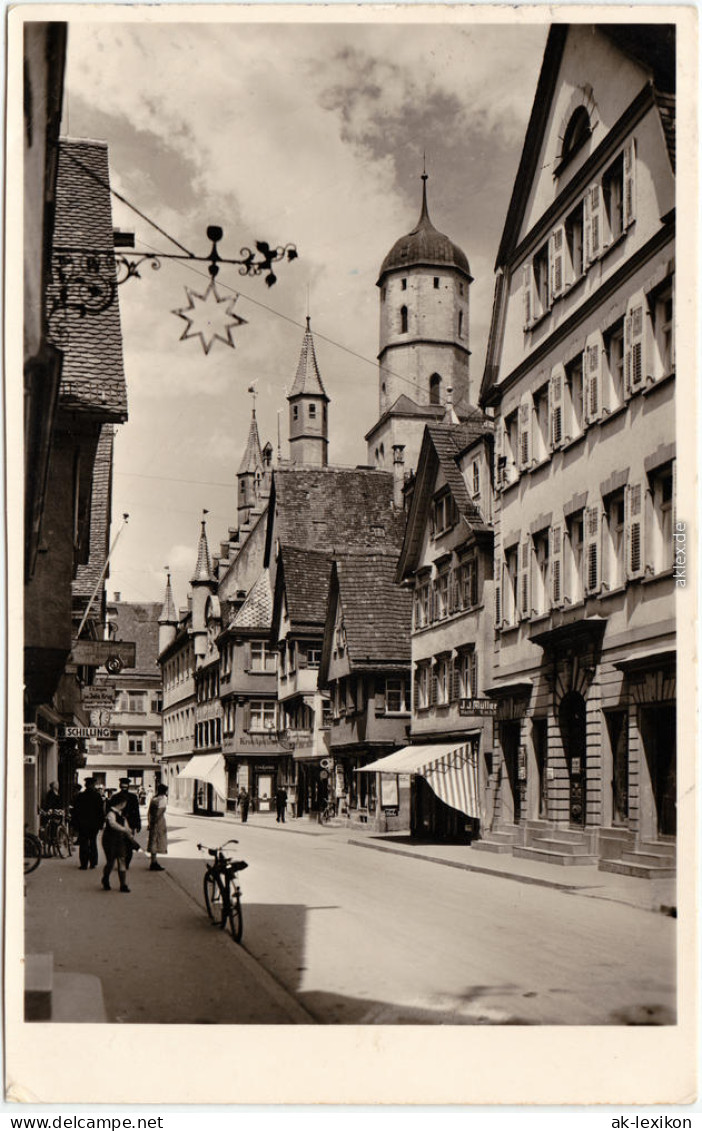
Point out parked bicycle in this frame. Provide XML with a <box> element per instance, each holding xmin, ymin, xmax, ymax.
<box><xmin>24</xmin><ymin>830</ymin><xmax>42</xmax><ymax>874</ymax></box>
<box><xmin>317</xmin><ymin>799</ymin><xmax>337</xmax><ymax>825</ymax></box>
<box><xmin>197</xmin><ymin>840</ymin><xmax>248</xmax><ymax>943</ymax></box>
<box><xmin>38</xmin><ymin>808</ymin><xmax>72</xmax><ymax>858</ymax></box>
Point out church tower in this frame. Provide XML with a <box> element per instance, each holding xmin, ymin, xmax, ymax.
<box><xmin>288</xmin><ymin>317</ymin><xmax>329</xmax><ymax>467</ymax></box>
<box><xmin>366</xmin><ymin>173</ymin><xmax>473</xmax><ymax>473</ymax></box>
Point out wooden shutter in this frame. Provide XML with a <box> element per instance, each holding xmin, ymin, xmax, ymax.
<box><xmin>623</xmin><ymin>138</ymin><xmax>636</xmax><ymax>227</ymax></box>
<box><xmin>549</xmin><ymin>226</ymin><xmax>566</xmax><ymax>298</ymax></box>
<box><xmin>471</xmin><ymin>652</ymin><xmax>479</xmax><ymax>699</ymax></box>
<box><xmin>450</xmin><ymin>657</ymin><xmax>460</xmax><ymax>703</ymax></box>
<box><xmin>430</xmin><ymin>664</ymin><xmax>438</xmax><ymax>707</ymax></box>
<box><xmin>518</xmin><ymin>537</ymin><xmax>531</xmax><ymax>620</ymax></box>
<box><xmin>551</xmin><ymin>524</ymin><xmax>563</xmax><ymax>607</ymax></box>
<box><xmin>449</xmin><ymin>569</ymin><xmax>459</xmax><ymax>614</ymax></box>
<box><xmin>522</xmin><ymin>262</ymin><xmax>534</xmax><ymax>328</ymax></box>
<box><xmin>584</xmin><ymin>332</ymin><xmax>603</xmax><ymax>423</ymax></box>
<box><xmin>495</xmin><ymin>558</ymin><xmax>503</xmax><ymax>627</ymax></box>
<box><xmin>625</xmin><ymin>294</ymin><xmax>645</xmax><ymax>391</ymax></box>
<box><xmin>470</xmin><ymin>558</ymin><xmax>479</xmax><ymax>607</ymax></box>
<box><xmin>549</xmin><ymin>366</ymin><xmax>565</xmax><ymax>448</ymax></box>
<box><xmin>495</xmin><ymin>419</ymin><xmax>505</xmax><ymax>487</ymax></box>
<box><xmin>584</xmin><ymin>505</ymin><xmax>601</xmax><ymax>594</ymax></box>
<box><xmin>588</xmin><ymin>182</ymin><xmax>604</xmax><ymax>259</ymax></box>
<box><xmin>625</xmin><ymin>483</ymin><xmax>644</xmax><ymax>579</ymax></box>
<box><xmin>519</xmin><ymin>394</ymin><xmax>533</xmax><ymax>470</ymax></box>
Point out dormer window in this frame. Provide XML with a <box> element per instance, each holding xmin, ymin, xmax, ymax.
<box><xmin>560</xmin><ymin>106</ymin><xmax>591</xmax><ymax>168</ymax></box>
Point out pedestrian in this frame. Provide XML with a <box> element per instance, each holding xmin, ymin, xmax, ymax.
<box><xmin>147</xmin><ymin>784</ymin><xmax>168</xmax><ymax>871</ymax></box>
<box><xmin>107</xmin><ymin>777</ymin><xmax>142</xmax><ymax>868</ymax></box>
<box><xmin>238</xmin><ymin>788</ymin><xmax>250</xmax><ymax>823</ymax></box>
<box><xmin>43</xmin><ymin>781</ymin><xmax>61</xmax><ymax>811</ymax></box>
<box><xmin>101</xmin><ymin>794</ymin><xmax>141</xmax><ymax>892</ymax></box>
<box><xmin>275</xmin><ymin>785</ymin><xmax>288</xmax><ymax>823</ymax></box>
<box><xmin>72</xmin><ymin>777</ymin><xmax>105</xmax><ymax>870</ymax></box>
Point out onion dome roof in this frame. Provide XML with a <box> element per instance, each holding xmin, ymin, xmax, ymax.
<box><xmin>379</xmin><ymin>175</ymin><xmax>471</xmax><ymax>280</ymax></box>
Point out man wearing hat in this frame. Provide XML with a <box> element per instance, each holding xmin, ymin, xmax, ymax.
<box><xmin>107</xmin><ymin>778</ymin><xmax>142</xmax><ymax>865</ymax></box>
<box><xmin>72</xmin><ymin>778</ymin><xmax>105</xmax><ymax>869</ymax></box>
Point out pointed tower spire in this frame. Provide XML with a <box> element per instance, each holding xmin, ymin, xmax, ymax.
<box><xmin>191</xmin><ymin>511</ymin><xmax>214</xmax><ymax>584</ymax></box>
<box><xmin>288</xmin><ymin>316</ymin><xmax>330</xmax><ymax>467</ymax></box>
<box><xmin>238</xmin><ymin>400</ymin><xmax>264</xmax><ymax>475</ymax></box>
<box><xmin>158</xmin><ymin>568</ymin><xmax>178</xmax><ymax>655</ymax></box>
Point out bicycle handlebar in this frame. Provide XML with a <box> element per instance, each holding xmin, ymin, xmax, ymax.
<box><xmin>197</xmin><ymin>839</ymin><xmax>239</xmax><ymax>855</ymax></box>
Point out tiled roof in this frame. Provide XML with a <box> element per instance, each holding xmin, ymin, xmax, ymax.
<box><xmin>288</xmin><ymin>319</ymin><xmax>328</xmax><ymax>399</ymax></box>
<box><xmin>379</xmin><ymin>178</ymin><xmax>471</xmax><ymax>279</ymax></box>
<box><xmin>49</xmin><ymin>139</ymin><xmax>128</xmax><ymax>422</ymax></box>
<box><xmin>110</xmin><ymin>602</ymin><xmax>162</xmax><ymax>674</ymax></box>
<box><xmin>238</xmin><ymin>410</ymin><xmax>264</xmax><ymax>474</ymax></box>
<box><xmin>426</xmin><ymin>419</ymin><xmax>491</xmax><ymax>525</ymax></box>
<box><xmin>269</xmin><ymin>467</ymin><xmax>407</xmax><ymax>557</ymax></box>
<box><xmin>335</xmin><ymin>553</ymin><xmax>412</xmax><ymax>665</ymax></box>
<box><xmin>73</xmin><ymin>424</ymin><xmax>114</xmax><ymax>601</ymax></box>
<box><xmin>158</xmin><ymin>574</ymin><xmax>178</xmax><ymax>625</ymax></box>
<box><xmin>279</xmin><ymin>546</ymin><xmax>332</xmax><ymax>628</ymax></box>
<box><xmin>191</xmin><ymin>518</ymin><xmax>214</xmax><ymax>584</ymax></box>
<box><xmin>230</xmin><ymin>569</ymin><xmax>272</xmax><ymax>631</ymax></box>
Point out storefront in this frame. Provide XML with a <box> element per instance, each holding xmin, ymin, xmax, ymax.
<box><xmin>178</xmin><ymin>752</ymin><xmax>227</xmax><ymax>816</ymax></box>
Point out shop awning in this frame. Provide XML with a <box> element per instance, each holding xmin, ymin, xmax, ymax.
<box><xmin>177</xmin><ymin>753</ymin><xmax>227</xmax><ymax>801</ymax></box>
<box><xmin>356</xmin><ymin>742</ymin><xmax>481</xmax><ymax>819</ymax></box>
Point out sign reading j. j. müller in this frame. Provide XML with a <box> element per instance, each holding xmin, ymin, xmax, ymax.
<box><xmin>458</xmin><ymin>699</ymin><xmax>497</xmax><ymax>717</ymax></box>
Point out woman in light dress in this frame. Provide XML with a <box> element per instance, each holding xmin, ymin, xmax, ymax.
<box><xmin>147</xmin><ymin>784</ymin><xmax>168</xmax><ymax>871</ymax></box>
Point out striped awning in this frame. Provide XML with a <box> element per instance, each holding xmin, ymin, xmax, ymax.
<box><xmin>356</xmin><ymin>742</ymin><xmax>481</xmax><ymax>819</ymax></box>
<box><xmin>178</xmin><ymin>753</ymin><xmax>227</xmax><ymax>801</ymax></box>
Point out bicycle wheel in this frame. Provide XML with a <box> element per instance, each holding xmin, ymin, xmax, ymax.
<box><xmin>24</xmin><ymin>834</ymin><xmax>42</xmax><ymax>874</ymax></box>
<box><xmin>226</xmin><ymin>880</ymin><xmax>243</xmax><ymax>943</ymax></box>
<box><xmin>203</xmin><ymin>871</ymin><xmax>225</xmax><ymax>926</ymax></box>
<box><xmin>55</xmin><ymin>826</ymin><xmax>71</xmax><ymax>858</ymax></box>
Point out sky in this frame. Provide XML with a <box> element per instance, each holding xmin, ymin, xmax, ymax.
<box><xmin>63</xmin><ymin>12</ymin><xmax>548</xmax><ymax>611</ymax></box>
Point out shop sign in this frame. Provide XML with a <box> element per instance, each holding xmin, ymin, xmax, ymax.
<box><xmin>61</xmin><ymin>726</ymin><xmax>112</xmax><ymax>739</ymax></box>
<box><xmin>82</xmin><ymin>686</ymin><xmax>116</xmax><ymax>710</ymax></box>
<box><xmin>459</xmin><ymin>698</ymin><xmax>497</xmax><ymax>717</ymax></box>
<box><xmin>70</xmin><ymin>640</ymin><xmax>136</xmax><ymax>672</ymax></box>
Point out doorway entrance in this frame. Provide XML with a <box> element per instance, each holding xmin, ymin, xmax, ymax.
<box><xmin>499</xmin><ymin>721</ymin><xmax>522</xmax><ymax>823</ymax></box>
<box><xmin>605</xmin><ymin>710</ymin><xmax>629</xmax><ymax>826</ymax></box>
<box><xmin>640</xmin><ymin>704</ymin><xmax>676</xmax><ymax>837</ymax></box>
<box><xmin>558</xmin><ymin>691</ymin><xmax>587</xmax><ymax>826</ymax></box>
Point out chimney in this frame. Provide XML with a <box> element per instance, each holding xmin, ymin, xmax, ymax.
<box><xmin>392</xmin><ymin>444</ymin><xmax>406</xmax><ymax>509</ymax></box>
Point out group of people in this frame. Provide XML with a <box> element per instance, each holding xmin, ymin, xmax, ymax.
<box><xmin>235</xmin><ymin>786</ymin><xmax>288</xmax><ymax>822</ymax></box>
<box><xmin>69</xmin><ymin>777</ymin><xmax>169</xmax><ymax>892</ymax></box>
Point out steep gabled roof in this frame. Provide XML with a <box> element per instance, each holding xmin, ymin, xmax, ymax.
<box><xmin>229</xmin><ymin>569</ymin><xmax>272</xmax><ymax>632</ymax></box>
<box><xmin>264</xmin><ymin>466</ymin><xmax>407</xmax><ymax>566</ymax></box>
<box><xmin>49</xmin><ymin>139</ymin><xmax>128</xmax><ymax>422</ymax></box>
<box><xmin>334</xmin><ymin>553</ymin><xmax>412</xmax><ymax>667</ymax></box>
<box><xmin>109</xmin><ymin>602</ymin><xmax>161</xmax><ymax>675</ymax></box>
<box><xmin>397</xmin><ymin>419</ymin><xmax>493</xmax><ymax>581</ymax></box>
<box><xmin>273</xmin><ymin>546</ymin><xmax>332</xmax><ymax>633</ymax></box>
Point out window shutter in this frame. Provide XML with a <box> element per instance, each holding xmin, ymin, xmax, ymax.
<box><xmin>412</xmin><ymin>669</ymin><xmax>419</xmax><ymax>711</ymax></box>
<box><xmin>625</xmin><ymin>483</ymin><xmax>644</xmax><ymax>579</ymax></box>
<box><xmin>471</xmin><ymin>653</ymin><xmax>479</xmax><ymax>699</ymax></box>
<box><xmin>583</xmin><ymin>184</ymin><xmax>592</xmax><ymax>266</ymax></box>
<box><xmin>589</xmin><ymin>182</ymin><xmax>604</xmax><ymax>258</ymax></box>
<box><xmin>495</xmin><ymin>559</ymin><xmax>503</xmax><ymax>627</ymax></box>
<box><xmin>243</xmin><ymin>703</ymin><xmax>251</xmax><ymax>732</ymax></box>
<box><xmin>551</xmin><ymin>524</ymin><xmax>563</xmax><ymax>607</ymax></box>
<box><xmin>518</xmin><ymin>537</ymin><xmax>531</xmax><ymax>620</ymax></box>
<box><xmin>495</xmin><ymin>420</ymin><xmax>505</xmax><ymax>487</ymax></box>
<box><xmin>519</xmin><ymin>395</ymin><xmax>533</xmax><ymax>470</ymax></box>
<box><xmin>450</xmin><ymin>657</ymin><xmax>460</xmax><ymax>703</ymax></box>
<box><xmin>584</xmin><ymin>505</ymin><xmax>601</xmax><ymax>594</ymax></box>
<box><xmin>549</xmin><ymin>226</ymin><xmax>565</xmax><ymax>298</ymax></box>
<box><xmin>522</xmin><ymin>262</ymin><xmax>534</xmax><ymax>328</ymax></box>
<box><xmin>471</xmin><ymin>559</ymin><xmax>479</xmax><ymax>607</ymax></box>
<box><xmin>623</xmin><ymin>138</ymin><xmax>636</xmax><ymax>227</ymax></box>
<box><xmin>449</xmin><ymin>569</ymin><xmax>459</xmax><ymax>615</ymax></box>
<box><xmin>549</xmin><ymin>366</ymin><xmax>565</xmax><ymax>448</ymax></box>
<box><xmin>430</xmin><ymin>666</ymin><xmax>438</xmax><ymax>707</ymax></box>
<box><xmin>375</xmin><ymin>682</ymin><xmax>386</xmax><ymax>716</ymax></box>
<box><xmin>584</xmin><ymin>332</ymin><xmax>603</xmax><ymax>423</ymax></box>
<box><xmin>625</xmin><ymin>294</ymin><xmax>645</xmax><ymax>391</ymax></box>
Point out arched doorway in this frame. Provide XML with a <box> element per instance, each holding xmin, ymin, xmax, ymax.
<box><xmin>558</xmin><ymin>691</ymin><xmax>587</xmax><ymax>826</ymax></box>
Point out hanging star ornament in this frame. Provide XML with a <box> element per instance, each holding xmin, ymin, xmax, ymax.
<box><xmin>172</xmin><ymin>280</ymin><xmax>248</xmax><ymax>354</ymax></box>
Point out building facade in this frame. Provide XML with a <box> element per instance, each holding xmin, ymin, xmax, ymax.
<box><xmin>480</xmin><ymin>25</ymin><xmax>676</xmax><ymax>874</ymax></box>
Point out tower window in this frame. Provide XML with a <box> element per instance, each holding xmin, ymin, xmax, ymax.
<box><xmin>401</xmin><ymin>279</ymin><xmax>407</xmax><ymax>291</ymax></box>
<box><xmin>293</xmin><ymin>405</ymin><xmax>299</xmax><ymax>420</ymax></box>
<box><xmin>430</xmin><ymin>373</ymin><xmax>442</xmax><ymax>405</ymax></box>
<box><xmin>434</xmin><ymin>277</ymin><xmax>440</xmax><ymax>289</ymax></box>
<box><xmin>400</xmin><ymin>306</ymin><xmax>408</xmax><ymax>334</ymax></box>
<box><xmin>458</xmin><ymin>311</ymin><xmax>464</xmax><ymax>338</ymax></box>
<box><xmin>309</xmin><ymin>403</ymin><xmax>317</xmax><ymax>418</ymax></box>
<box><xmin>381</xmin><ymin>287</ymin><xmax>386</xmax><ymax>303</ymax></box>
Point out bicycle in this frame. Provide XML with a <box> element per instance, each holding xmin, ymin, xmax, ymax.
<box><xmin>38</xmin><ymin>809</ymin><xmax>72</xmax><ymax>858</ymax></box>
<box><xmin>317</xmin><ymin>799</ymin><xmax>337</xmax><ymax>825</ymax></box>
<box><xmin>24</xmin><ymin>830</ymin><xmax>42</xmax><ymax>874</ymax></box>
<box><xmin>197</xmin><ymin>840</ymin><xmax>248</xmax><ymax>943</ymax></box>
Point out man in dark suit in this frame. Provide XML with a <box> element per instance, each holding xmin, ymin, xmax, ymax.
<box><xmin>107</xmin><ymin>777</ymin><xmax>141</xmax><ymax>865</ymax></box>
<box><xmin>72</xmin><ymin>778</ymin><xmax>105</xmax><ymax>869</ymax></box>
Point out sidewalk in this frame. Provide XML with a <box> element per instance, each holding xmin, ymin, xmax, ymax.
<box><xmin>212</xmin><ymin>808</ymin><xmax>677</xmax><ymax>916</ymax></box>
<box><xmin>22</xmin><ymin>847</ymin><xmax>313</xmax><ymax>1024</ymax></box>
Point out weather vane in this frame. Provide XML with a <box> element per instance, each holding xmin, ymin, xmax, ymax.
<box><xmin>48</xmin><ymin>224</ymin><xmax>298</xmax><ymax>356</ymax></box>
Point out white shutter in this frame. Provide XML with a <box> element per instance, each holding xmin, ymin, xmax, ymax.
<box><xmin>589</xmin><ymin>182</ymin><xmax>604</xmax><ymax>258</ymax></box>
<box><xmin>518</xmin><ymin>537</ymin><xmax>531</xmax><ymax>620</ymax></box>
<box><xmin>522</xmin><ymin>262</ymin><xmax>534</xmax><ymax>328</ymax></box>
<box><xmin>550</xmin><ymin>524</ymin><xmax>563</xmax><ymax>608</ymax></box>
<box><xmin>584</xmin><ymin>331</ymin><xmax>603</xmax><ymax>423</ymax></box>
<box><xmin>623</xmin><ymin>138</ymin><xmax>636</xmax><ymax>228</ymax></box>
<box><xmin>625</xmin><ymin>293</ymin><xmax>646</xmax><ymax>391</ymax></box>
<box><xmin>583</xmin><ymin>185</ymin><xmax>592</xmax><ymax>267</ymax></box>
<box><xmin>494</xmin><ymin>419</ymin><xmax>504</xmax><ymax>487</ymax></box>
<box><xmin>549</xmin><ymin>365</ymin><xmax>565</xmax><ymax>448</ymax></box>
<box><xmin>550</xmin><ymin>226</ymin><xmax>566</xmax><ymax>299</ymax></box>
<box><xmin>519</xmin><ymin>394</ymin><xmax>533</xmax><ymax>470</ymax></box>
<box><xmin>625</xmin><ymin>482</ymin><xmax>644</xmax><ymax>579</ymax></box>
<box><xmin>584</xmin><ymin>505</ymin><xmax>601</xmax><ymax>594</ymax></box>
